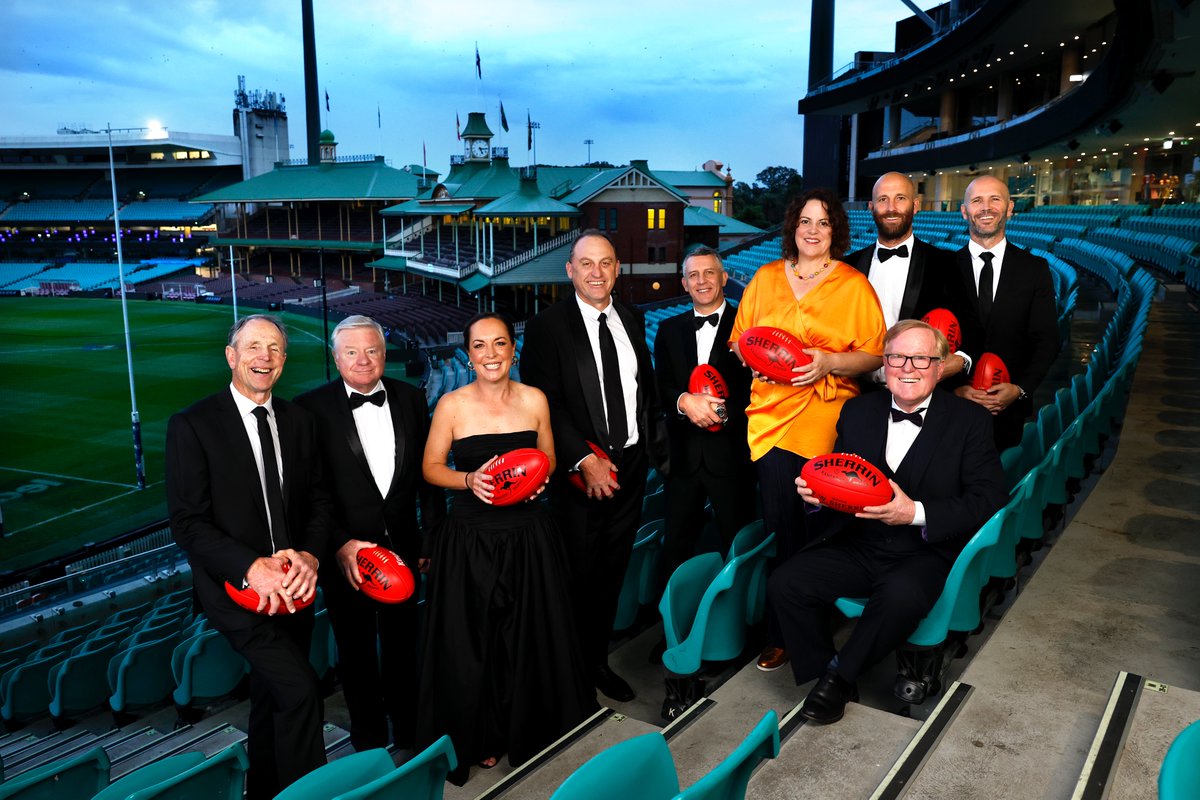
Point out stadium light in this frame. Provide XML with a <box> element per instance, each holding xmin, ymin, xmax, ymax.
<box><xmin>105</xmin><ymin>123</ymin><xmax>147</xmax><ymax>491</ymax></box>
<box><xmin>146</xmin><ymin>120</ymin><xmax>168</xmax><ymax>140</ymax></box>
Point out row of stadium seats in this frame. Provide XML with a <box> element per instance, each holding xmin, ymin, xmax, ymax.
<box><xmin>0</xmin><ymin>260</ymin><xmax>203</xmax><ymax>292</ymax></box>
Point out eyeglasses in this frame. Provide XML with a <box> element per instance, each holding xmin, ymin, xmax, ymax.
<box><xmin>884</xmin><ymin>353</ymin><xmax>942</xmax><ymax>370</ymax></box>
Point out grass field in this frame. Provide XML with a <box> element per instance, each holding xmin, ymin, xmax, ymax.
<box><xmin>0</xmin><ymin>297</ymin><xmax>381</xmax><ymax>573</ymax></box>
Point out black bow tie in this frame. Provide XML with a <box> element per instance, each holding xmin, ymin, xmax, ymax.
<box><xmin>890</xmin><ymin>407</ymin><xmax>925</xmax><ymax>427</ymax></box>
<box><xmin>349</xmin><ymin>390</ymin><xmax>386</xmax><ymax>409</ymax></box>
<box><xmin>878</xmin><ymin>245</ymin><xmax>909</xmax><ymax>262</ymax></box>
<box><xmin>694</xmin><ymin>313</ymin><xmax>719</xmax><ymax>330</ymax></box>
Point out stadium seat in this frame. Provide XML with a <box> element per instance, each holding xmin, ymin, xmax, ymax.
<box><xmin>549</xmin><ymin>732</ymin><xmax>679</xmax><ymax>800</ymax></box>
<box><xmin>89</xmin><ymin>751</ymin><xmax>206</xmax><ymax>800</ymax></box>
<box><xmin>674</xmin><ymin>710</ymin><xmax>780</xmax><ymax>800</ymax></box>
<box><xmin>273</xmin><ymin>749</ymin><xmax>394</xmax><ymax>800</ymax></box>
<box><xmin>0</xmin><ymin>746</ymin><xmax>108</xmax><ymax>800</ymax></box>
<box><xmin>119</xmin><ymin>742</ymin><xmax>248</xmax><ymax>800</ymax></box>
<box><xmin>727</xmin><ymin>521</ymin><xmax>771</xmax><ymax>625</ymax></box>
<box><xmin>108</xmin><ymin>631</ymin><xmax>182</xmax><ymax>714</ymax></box>
<box><xmin>332</xmin><ymin>735</ymin><xmax>457</xmax><ymax>800</ymax></box>
<box><xmin>1160</xmin><ymin>719</ymin><xmax>1200</xmax><ymax>800</ymax></box>
<box><xmin>48</xmin><ymin>641</ymin><xmax>119</xmax><ymax>722</ymax></box>
<box><xmin>642</xmin><ymin>488</ymin><xmax>667</xmax><ymax>523</ymax></box>
<box><xmin>171</xmin><ymin>629</ymin><xmax>246</xmax><ymax>711</ymax></box>
<box><xmin>1</xmin><ymin>655</ymin><xmax>62</xmax><ymax>724</ymax></box>
<box><xmin>104</xmin><ymin>604</ymin><xmax>153</xmax><ymax>627</ymax></box>
<box><xmin>49</xmin><ymin>620</ymin><xmax>99</xmax><ymax>644</ymax></box>
<box><xmin>308</xmin><ymin>609</ymin><xmax>333</xmax><ymax>682</ymax></box>
<box><xmin>613</xmin><ymin>519</ymin><xmax>665</xmax><ymax>631</ymax></box>
<box><xmin>659</xmin><ymin>526</ymin><xmax>776</xmax><ymax>676</ymax></box>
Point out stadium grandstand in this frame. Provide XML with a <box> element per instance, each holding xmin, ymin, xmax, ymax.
<box><xmin>1</xmin><ymin>1</ymin><xmax>1199</xmax><ymax>798</ymax></box>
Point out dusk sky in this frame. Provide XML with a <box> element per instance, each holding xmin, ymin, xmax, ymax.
<box><xmin>4</xmin><ymin>0</ymin><xmax>938</xmax><ymax>183</ymax></box>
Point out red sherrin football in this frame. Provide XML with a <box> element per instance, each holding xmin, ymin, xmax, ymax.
<box><xmin>485</xmin><ymin>447</ymin><xmax>551</xmax><ymax>506</ymax></box>
<box><xmin>356</xmin><ymin>546</ymin><xmax>416</xmax><ymax>604</ymax></box>
<box><xmin>737</xmin><ymin>326</ymin><xmax>812</xmax><ymax>384</ymax></box>
<box><xmin>971</xmin><ymin>352</ymin><xmax>1011</xmax><ymax>391</ymax></box>
<box><xmin>224</xmin><ymin>561</ymin><xmax>315</xmax><ymax>614</ymax></box>
<box><xmin>688</xmin><ymin>363</ymin><xmax>729</xmax><ymax>432</ymax></box>
<box><xmin>921</xmin><ymin>308</ymin><xmax>962</xmax><ymax>352</ymax></box>
<box><xmin>568</xmin><ymin>441</ymin><xmax>617</xmax><ymax>493</ymax></box>
<box><xmin>801</xmin><ymin>453</ymin><xmax>894</xmax><ymax>514</ymax></box>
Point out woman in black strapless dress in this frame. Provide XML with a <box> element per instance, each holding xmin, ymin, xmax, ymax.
<box><xmin>417</xmin><ymin>313</ymin><xmax>596</xmax><ymax>786</ymax></box>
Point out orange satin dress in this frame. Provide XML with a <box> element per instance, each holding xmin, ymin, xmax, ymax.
<box><xmin>730</xmin><ymin>259</ymin><xmax>886</xmax><ymax>461</ymax></box>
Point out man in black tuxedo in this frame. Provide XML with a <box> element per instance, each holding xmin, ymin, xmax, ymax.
<box><xmin>846</xmin><ymin>172</ymin><xmax>980</xmax><ymax>384</ymax></box>
<box><xmin>652</xmin><ymin>246</ymin><xmax>755</xmax><ymax>591</ymax></box>
<box><xmin>294</xmin><ymin>315</ymin><xmax>443</xmax><ymax>753</ymax></box>
<box><xmin>955</xmin><ymin>175</ymin><xmax>1060</xmax><ymax>449</ymax></box>
<box><xmin>521</xmin><ymin>229</ymin><xmax>666</xmax><ymax>703</ymax></box>
<box><xmin>769</xmin><ymin>320</ymin><xmax>1006</xmax><ymax>724</ymax></box>
<box><xmin>166</xmin><ymin>314</ymin><xmax>331</xmax><ymax>798</ymax></box>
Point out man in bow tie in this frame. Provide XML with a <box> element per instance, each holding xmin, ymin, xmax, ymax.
<box><xmin>846</xmin><ymin>172</ymin><xmax>980</xmax><ymax>385</ymax></box>
<box><xmin>767</xmin><ymin>320</ymin><xmax>1005</xmax><ymax>724</ymax></box>
<box><xmin>295</xmin><ymin>315</ymin><xmax>444</xmax><ymax>753</ymax></box>
<box><xmin>653</xmin><ymin>246</ymin><xmax>755</xmax><ymax>598</ymax></box>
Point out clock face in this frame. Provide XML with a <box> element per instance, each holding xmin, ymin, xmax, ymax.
<box><xmin>470</xmin><ymin>139</ymin><xmax>490</xmax><ymax>158</ymax></box>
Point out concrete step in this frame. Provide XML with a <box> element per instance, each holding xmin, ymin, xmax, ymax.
<box><xmin>2</xmin><ymin>730</ymin><xmax>99</xmax><ymax>776</ymax></box>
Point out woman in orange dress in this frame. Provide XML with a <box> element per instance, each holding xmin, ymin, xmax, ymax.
<box><xmin>730</xmin><ymin>188</ymin><xmax>886</xmax><ymax>670</ymax></box>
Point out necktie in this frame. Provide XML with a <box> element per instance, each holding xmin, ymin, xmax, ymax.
<box><xmin>890</xmin><ymin>408</ymin><xmax>925</xmax><ymax>427</ymax></box>
<box><xmin>348</xmin><ymin>390</ymin><xmax>386</xmax><ymax>409</ymax></box>
<box><xmin>978</xmin><ymin>251</ymin><xmax>995</xmax><ymax>323</ymax></box>
<box><xmin>693</xmin><ymin>313</ymin><xmax>719</xmax><ymax>330</ymax></box>
<box><xmin>878</xmin><ymin>245</ymin><xmax>909</xmax><ymax>262</ymax></box>
<box><xmin>598</xmin><ymin>312</ymin><xmax>628</xmax><ymax>453</ymax></box>
<box><xmin>251</xmin><ymin>406</ymin><xmax>289</xmax><ymax>548</ymax></box>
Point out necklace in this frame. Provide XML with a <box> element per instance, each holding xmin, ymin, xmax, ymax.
<box><xmin>788</xmin><ymin>259</ymin><xmax>832</xmax><ymax>280</ymax></box>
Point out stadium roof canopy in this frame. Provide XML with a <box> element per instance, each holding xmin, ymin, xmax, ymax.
<box><xmin>683</xmin><ymin>205</ymin><xmax>765</xmax><ymax>235</ymax></box>
<box><xmin>476</xmin><ymin>177</ymin><xmax>582</xmax><ymax>217</ymax></box>
<box><xmin>194</xmin><ymin>156</ymin><xmax>420</xmax><ymax>203</ymax></box>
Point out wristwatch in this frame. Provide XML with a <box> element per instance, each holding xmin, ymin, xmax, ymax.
<box><xmin>1015</xmin><ymin>385</ymin><xmax>1028</xmax><ymax>400</ymax></box>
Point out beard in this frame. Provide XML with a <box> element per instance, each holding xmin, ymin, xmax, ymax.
<box><xmin>873</xmin><ymin>207</ymin><xmax>914</xmax><ymax>241</ymax></box>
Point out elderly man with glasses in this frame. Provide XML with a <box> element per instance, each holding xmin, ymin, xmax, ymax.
<box><xmin>767</xmin><ymin>319</ymin><xmax>1007</xmax><ymax>724</ymax></box>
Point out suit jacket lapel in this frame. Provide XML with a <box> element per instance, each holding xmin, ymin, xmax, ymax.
<box><xmin>273</xmin><ymin>400</ymin><xmax>296</xmax><ymax>514</ymax></box>
<box><xmin>568</xmin><ymin>301</ymin><xmax>610</xmax><ymax>444</ymax></box>
<box><xmin>899</xmin><ymin>241</ymin><xmax>926</xmax><ymax>320</ymax></box>
<box><xmin>853</xmin><ymin>246</ymin><xmax>873</xmax><ymax>277</ymax></box>
<box><xmin>956</xmin><ymin>249</ymin><xmax>985</xmax><ymax>334</ymax></box>
<box><xmin>894</xmin><ymin>389</ymin><xmax>947</xmax><ymax>487</ymax></box>
<box><xmin>705</xmin><ymin>307</ymin><xmax>736</xmax><ymax>367</ymax></box>
<box><xmin>614</xmin><ymin>301</ymin><xmax>649</xmax><ymax>425</ymax></box>
<box><xmin>218</xmin><ymin>392</ymin><xmax>270</xmax><ymax>527</ymax></box>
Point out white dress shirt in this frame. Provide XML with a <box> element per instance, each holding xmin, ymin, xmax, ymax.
<box><xmin>694</xmin><ymin>301</ymin><xmax>727</xmax><ymax>366</ymax></box>
<box><xmin>967</xmin><ymin>237</ymin><xmax>1009</xmax><ymax>302</ymax></box>
<box><xmin>574</xmin><ymin>293</ymin><xmax>640</xmax><ymax>448</ymax></box>
<box><xmin>886</xmin><ymin>399</ymin><xmax>927</xmax><ymax>527</ymax></box>
<box><xmin>345</xmin><ymin>380</ymin><xmax>396</xmax><ymax>498</ymax></box>
<box><xmin>867</xmin><ymin>234</ymin><xmax>916</xmax><ymax>329</ymax></box>
<box><xmin>229</xmin><ymin>385</ymin><xmax>284</xmax><ymax>550</ymax></box>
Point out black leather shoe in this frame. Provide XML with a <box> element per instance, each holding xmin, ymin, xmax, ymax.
<box><xmin>799</xmin><ymin>670</ymin><xmax>858</xmax><ymax>724</ymax></box>
<box><xmin>594</xmin><ymin>665</ymin><xmax>636</xmax><ymax>702</ymax></box>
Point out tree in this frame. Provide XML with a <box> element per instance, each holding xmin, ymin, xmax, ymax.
<box><xmin>732</xmin><ymin>166</ymin><xmax>803</xmax><ymax>230</ymax></box>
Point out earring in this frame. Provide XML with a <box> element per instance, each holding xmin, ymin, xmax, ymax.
<box><xmin>512</xmin><ymin>356</ymin><xmax>520</xmax><ymax>366</ymax></box>
<box><xmin>467</xmin><ymin>362</ymin><xmax>475</xmax><ymax>371</ymax></box>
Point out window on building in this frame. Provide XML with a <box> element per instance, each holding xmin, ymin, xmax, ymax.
<box><xmin>646</xmin><ymin>209</ymin><xmax>655</xmax><ymax>230</ymax></box>
<box><xmin>647</xmin><ymin>246</ymin><xmax>656</xmax><ymax>263</ymax></box>
<box><xmin>598</xmin><ymin>210</ymin><xmax>606</xmax><ymax>231</ymax></box>
<box><xmin>657</xmin><ymin>208</ymin><xmax>666</xmax><ymax>229</ymax></box>
<box><xmin>608</xmin><ymin>208</ymin><xmax>618</xmax><ymax>231</ymax></box>
<box><xmin>713</xmin><ymin>191</ymin><xmax>722</xmax><ymax>213</ymax></box>
<box><xmin>658</xmin><ymin>246</ymin><xmax>667</xmax><ymax>263</ymax></box>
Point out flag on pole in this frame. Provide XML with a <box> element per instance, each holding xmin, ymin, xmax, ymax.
<box><xmin>475</xmin><ymin>43</ymin><xmax>481</xmax><ymax>79</ymax></box>
<box><xmin>325</xmin><ymin>90</ymin><xmax>330</xmax><ymax>112</ymax></box>
<box><xmin>377</xmin><ymin>103</ymin><xmax>381</xmax><ymax>129</ymax></box>
<box><xmin>526</xmin><ymin>111</ymin><xmax>532</xmax><ymax>151</ymax></box>
<box><xmin>456</xmin><ymin>112</ymin><xmax>461</xmax><ymax>140</ymax></box>
<box><xmin>423</xmin><ymin>141</ymin><xmax>427</xmax><ymax>169</ymax></box>
<box><xmin>500</xmin><ymin>100</ymin><xmax>509</xmax><ymax>133</ymax></box>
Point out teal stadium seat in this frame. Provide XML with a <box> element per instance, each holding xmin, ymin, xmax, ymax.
<box><xmin>48</xmin><ymin>642</ymin><xmax>118</xmax><ymax>721</ymax></box>
<box><xmin>674</xmin><ymin>710</ymin><xmax>779</xmax><ymax>800</ymax></box>
<box><xmin>120</xmin><ymin>742</ymin><xmax>248</xmax><ymax>800</ymax></box>
<box><xmin>1160</xmin><ymin>719</ymin><xmax>1200</xmax><ymax>800</ymax></box>
<box><xmin>614</xmin><ymin>519</ymin><xmax>665</xmax><ymax>631</ymax></box>
<box><xmin>0</xmin><ymin>746</ymin><xmax>108</xmax><ymax>800</ymax></box>
<box><xmin>89</xmin><ymin>751</ymin><xmax>206</xmax><ymax>800</ymax></box>
<box><xmin>660</xmin><ymin>523</ymin><xmax>776</xmax><ymax>676</ymax></box>
<box><xmin>1</xmin><ymin>655</ymin><xmax>62</xmax><ymax>724</ymax></box>
<box><xmin>273</xmin><ymin>748</ymin><xmax>394</xmax><ymax>800</ymax></box>
<box><xmin>727</xmin><ymin>521</ymin><xmax>772</xmax><ymax>626</ymax></box>
<box><xmin>308</xmin><ymin>608</ymin><xmax>334</xmax><ymax>682</ymax></box>
<box><xmin>172</xmin><ymin>629</ymin><xmax>247</xmax><ymax>710</ymax></box>
<box><xmin>549</xmin><ymin>732</ymin><xmax>679</xmax><ymax>800</ymax></box>
<box><xmin>108</xmin><ymin>631</ymin><xmax>182</xmax><ymax>714</ymax></box>
<box><xmin>332</xmin><ymin>735</ymin><xmax>457</xmax><ymax>800</ymax></box>
<box><xmin>642</xmin><ymin>487</ymin><xmax>667</xmax><ymax>523</ymax></box>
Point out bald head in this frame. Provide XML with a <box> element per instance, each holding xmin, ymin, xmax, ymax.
<box><xmin>961</xmin><ymin>175</ymin><xmax>1013</xmax><ymax>248</ymax></box>
<box><xmin>869</xmin><ymin>172</ymin><xmax>917</xmax><ymax>246</ymax></box>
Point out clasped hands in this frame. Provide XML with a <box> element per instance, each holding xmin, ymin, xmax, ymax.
<box><xmin>465</xmin><ymin>456</ymin><xmax>550</xmax><ymax>505</ymax></box>
<box><xmin>955</xmin><ymin>382</ymin><xmax>1021</xmax><ymax>415</ymax></box>
<box><xmin>245</xmin><ymin>548</ymin><xmax>319</xmax><ymax>615</ymax></box>
<box><xmin>795</xmin><ymin>475</ymin><xmax>917</xmax><ymax>526</ymax></box>
<box><xmin>679</xmin><ymin>392</ymin><xmax>726</xmax><ymax>428</ymax></box>
<box><xmin>751</xmin><ymin>348</ymin><xmax>834</xmax><ymax>387</ymax></box>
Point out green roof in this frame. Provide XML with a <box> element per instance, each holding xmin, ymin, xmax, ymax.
<box><xmin>365</xmin><ymin>255</ymin><xmax>408</xmax><ymax>271</ymax></box>
<box><xmin>440</xmin><ymin>158</ymin><xmax>520</xmax><ymax>200</ymax></box>
<box><xmin>476</xmin><ymin>177</ymin><xmax>581</xmax><ymax>217</ymax></box>
<box><xmin>194</xmin><ymin>157</ymin><xmax>420</xmax><ymax>203</ymax></box>
<box><xmin>459</xmin><ymin>271</ymin><xmax>490</xmax><ymax>292</ymax></box>
<box><xmin>490</xmin><ymin>240</ymin><xmax>573</xmax><ymax>285</ymax></box>
<box><xmin>461</xmin><ymin>112</ymin><xmax>494</xmax><ymax>139</ymax></box>
<box><xmin>380</xmin><ymin>200</ymin><xmax>475</xmax><ymax>217</ymax></box>
<box><xmin>683</xmin><ymin>206</ymin><xmax>765</xmax><ymax>235</ymax></box>
<box><xmin>535</xmin><ymin>166</ymin><xmax>609</xmax><ymax>198</ymax></box>
<box><xmin>559</xmin><ymin>165</ymin><xmax>689</xmax><ymax>206</ymax></box>
<box><xmin>404</xmin><ymin>164</ymin><xmax>440</xmax><ymax>178</ymax></box>
<box><xmin>655</xmin><ymin>170</ymin><xmax>727</xmax><ymax>188</ymax></box>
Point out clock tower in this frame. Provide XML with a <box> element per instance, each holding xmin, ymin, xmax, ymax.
<box><xmin>461</xmin><ymin>111</ymin><xmax>494</xmax><ymax>163</ymax></box>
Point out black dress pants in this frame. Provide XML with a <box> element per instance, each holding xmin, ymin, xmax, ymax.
<box><xmin>656</xmin><ymin>460</ymin><xmax>756</xmax><ymax>592</ymax></box>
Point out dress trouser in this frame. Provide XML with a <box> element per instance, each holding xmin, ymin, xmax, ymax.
<box><xmin>657</xmin><ymin>460</ymin><xmax>756</xmax><ymax>592</ymax></box>
<box><xmin>551</xmin><ymin>443</ymin><xmax>648</xmax><ymax>669</ymax></box>
<box><xmin>768</xmin><ymin>535</ymin><xmax>951</xmax><ymax>685</ymax></box>
<box><xmin>323</xmin><ymin>573</ymin><xmax>418</xmax><ymax>750</ymax></box>
<box><xmin>755</xmin><ymin>447</ymin><xmax>810</xmax><ymax>649</ymax></box>
<box><xmin>224</xmin><ymin>609</ymin><xmax>326</xmax><ymax>800</ymax></box>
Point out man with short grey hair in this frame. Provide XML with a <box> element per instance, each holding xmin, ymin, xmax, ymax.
<box><xmin>295</xmin><ymin>314</ymin><xmax>443</xmax><ymax>752</ymax></box>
